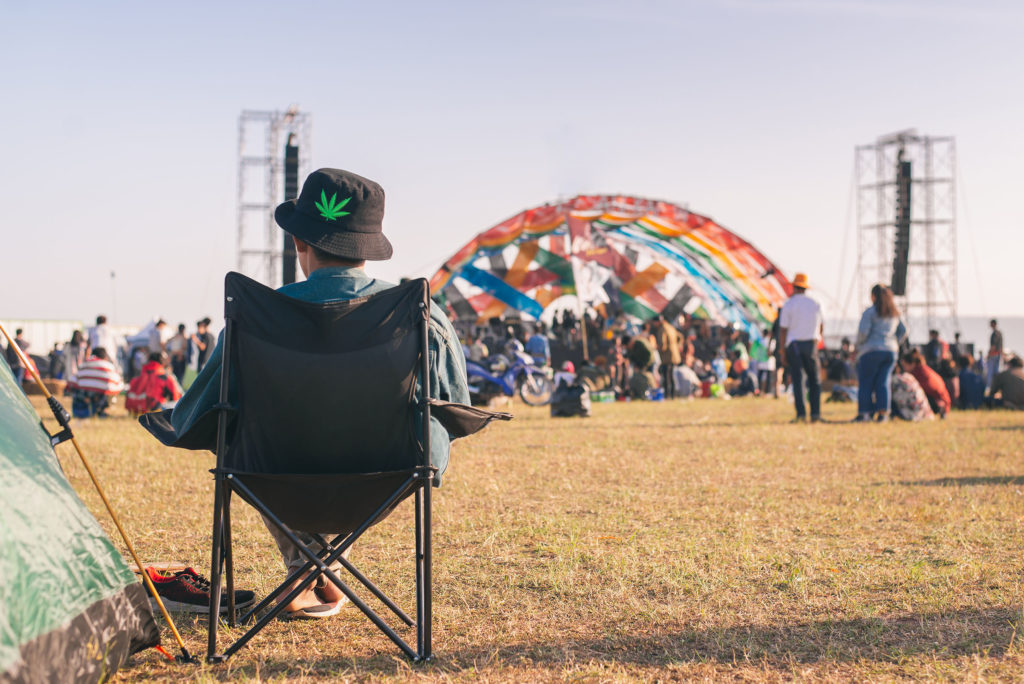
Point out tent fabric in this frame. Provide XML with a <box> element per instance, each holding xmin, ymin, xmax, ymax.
<box><xmin>0</xmin><ymin>361</ymin><xmax>158</xmax><ymax>683</ymax></box>
<box><xmin>429</xmin><ymin>195</ymin><xmax>791</xmax><ymax>340</ymax></box>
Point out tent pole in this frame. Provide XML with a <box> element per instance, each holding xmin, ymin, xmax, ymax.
<box><xmin>0</xmin><ymin>320</ymin><xmax>196</xmax><ymax>664</ymax></box>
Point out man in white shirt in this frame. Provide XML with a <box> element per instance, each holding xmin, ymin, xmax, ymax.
<box><xmin>777</xmin><ymin>272</ymin><xmax>824</xmax><ymax>422</ymax></box>
<box><xmin>87</xmin><ymin>315</ymin><xmax>121</xmax><ymax>359</ymax></box>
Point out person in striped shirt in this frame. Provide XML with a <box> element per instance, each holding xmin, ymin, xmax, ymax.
<box><xmin>68</xmin><ymin>347</ymin><xmax>124</xmax><ymax>418</ymax></box>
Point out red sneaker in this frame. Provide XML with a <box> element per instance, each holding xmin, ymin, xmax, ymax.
<box><xmin>145</xmin><ymin>566</ymin><xmax>255</xmax><ymax>613</ymax></box>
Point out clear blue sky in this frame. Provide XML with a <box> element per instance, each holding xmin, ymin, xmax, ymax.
<box><xmin>1</xmin><ymin>0</ymin><xmax>1021</xmax><ymax>329</ymax></box>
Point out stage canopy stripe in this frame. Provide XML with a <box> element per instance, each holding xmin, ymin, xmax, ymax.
<box><xmin>429</xmin><ymin>195</ymin><xmax>791</xmax><ymax>339</ymax></box>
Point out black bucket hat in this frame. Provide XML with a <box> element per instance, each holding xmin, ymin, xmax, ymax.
<box><xmin>274</xmin><ymin>168</ymin><xmax>393</xmax><ymax>261</ymax></box>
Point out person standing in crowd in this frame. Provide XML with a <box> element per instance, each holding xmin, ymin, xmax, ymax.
<box><xmin>900</xmin><ymin>348</ymin><xmax>951</xmax><ymax>418</ymax></box>
<box><xmin>950</xmin><ymin>332</ymin><xmax>963</xmax><ymax>360</ymax></box>
<box><xmin>653</xmin><ymin>314</ymin><xmax>682</xmax><ymax>399</ymax></box>
<box><xmin>525</xmin><ymin>322</ymin><xmax>551</xmax><ymax>368</ymax></box>
<box><xmin>4</xmin><ymin>329</ymin><xmax>30</xmax><ymax>387</ymax></box>
<box><xmin>47</xmin><ymin>343</ymin><xmax>64</xmax><ymax>380</ymax></box>
<box><xmin>923</xmin><ymin>329</ymin><xmax>948</xmax><ymax>370</ymax></box>
<box><xmin>166</xmin><ymin>324</ymin><xmax>188</xmax><ymax>386</ymax></box>
<box><xmin>190</xmin><ymin>317</ymin><xmax>215</xmax><ymax>373</ymax></box>
<box><xmin>852</xmin><ymin>284</ymin><xmax>907</xmax><ymax>422</ymax></box>
<box><xmin>990</xmin><ymin>356</ymin><xmax>1024</xmax><ymax>410</ymax></box>
<box><xmin>693</xmin><ymin>320</ymin><xmax>716</xmax><ymax>365</ymax></box>
<box><xmin>777</xmin><ymin>272</ymin><xmax>824</xmax><ymax>423</ymax></box>
<box><xmin>65</xmin><ymin>329</ymin><xmax>87</xmax><ymax>382</ymax></box>
<box><xmin>755</xmin><ymin>326</ymin><xmax>778</xmax><ymax>397</ymax></box>
<box><xmin>87</xmin><ymin>315</ymin><xmax>120</xmax><ymax>358</ymax></box>
<box><xmin>611</xmin><ymin>334</ymin><xmax>631</xmax><ymax>394</ymax></box>
<box><xmin>986</xmin><ymin>319</ymin><xmax>1003</xmax><ymax>389</ymax></box>
<box><xmin>148</xmin><ymin>319</ymin><xmax>168</xmax><ymax>354</ymax></box>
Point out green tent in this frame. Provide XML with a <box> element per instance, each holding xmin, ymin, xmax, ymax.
<box><xmin>0</xmin><ymin>361</ymin><xmax>158</xmax><ymax>682</ymax></box>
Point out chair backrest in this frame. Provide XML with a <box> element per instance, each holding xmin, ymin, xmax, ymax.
<box><xmin>220</xmin><ymin>272</ymin><xmax>429</xmax><ymax>476</ymax></box>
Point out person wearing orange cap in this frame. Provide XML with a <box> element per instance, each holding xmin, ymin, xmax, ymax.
<box><xmin>777</xmin><ymin>273</ymin><xmax>824</xmax><ymax>423</ymax></box>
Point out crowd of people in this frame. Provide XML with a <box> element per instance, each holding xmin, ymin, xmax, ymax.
<box><xmin>2</xmin><ymin>314</ymin><xmax>217</xmax><ymax>418</ymax></box>
<box><xmin>457</xmin><ymin>308</ymin><xmax>783</xmax><ymax>403</ymax></box>
<box><xmin>451</xmin><ymin>273</ymin><xmax>1022</xmax><ymax>419</ymax></box>
<box><xmin>5</xmin><ymin>285</ymin><xmax>1022</xmax><ymax>423</ymax></box>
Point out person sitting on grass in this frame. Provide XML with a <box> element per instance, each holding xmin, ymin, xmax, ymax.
<box><xmin>890</xmin><ymin>369</ymin><xmax>934</xmax><ymax>422</ymax></box>
<box><xmin>126</xmin><ymin>352</ymin><xmax>182</xmax><ymax>416</ymax></box>
<box><xmin>169</xmin><ymin>168</ymin><xmax>470</xmax><ymax>619</ymax></box>
<box><xmin>900</xmin><ymin>348</ymin><xmax>950</xmax><ymax>418</ymax></box>
<box><xmin>957</xmin><ymin>355</ymin><xmax>986</xmax><ymax>410</ymax></box>
<box><xmin>67</xmin><ymin>347</ymin><xmax>124</xmax><ymax>418</ymax></box>
<box><xmin>989</xmin><ymin>356</ymin><xmax>1024</xmax><ymax>410</ymax></box>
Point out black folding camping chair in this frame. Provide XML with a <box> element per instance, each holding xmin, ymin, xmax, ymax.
<box><xmin>141</xmin><ymin>272</ymin><xmax>509</xmax><ymax>663</ymax></box>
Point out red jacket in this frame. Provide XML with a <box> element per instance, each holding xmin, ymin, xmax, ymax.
<box><xmin>910</xmin><ymin>363</ymin><xmax>950</xmax><ymax>415</ymax></box>
<box><xmin>126</xmin><ymin>361</ymin><xmax>182</xmax><ymax>414</ymax></box>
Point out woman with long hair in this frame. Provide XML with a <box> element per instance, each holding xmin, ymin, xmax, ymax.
<box><xmin>65</xmin><ymin>329</ymin><xmax>86</xmax><ymax>381</ymax></box>
<box><xmin>853</xmin><ymin>284</ymin><xmax>907</xmax><ymax>422</ymax></box>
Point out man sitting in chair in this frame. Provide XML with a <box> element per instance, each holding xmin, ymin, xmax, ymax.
<box><xmin>171</xmin><ymin>168</ymin><xmax>470</xmax><ymax>618</ymax></box>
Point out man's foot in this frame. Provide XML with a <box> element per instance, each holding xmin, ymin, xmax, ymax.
<box><xmin>280</xmin><ymin>600</ymin><xmax>344</xmax><ymax>620</ymax></box>
<box><xmin>810</xmin><ymin>415</ymin><xmax>825</xmax><ymax>423</ymax></box>
<box><xmin>875</xmin><ymin>413</ymin><xmax>890</xmax><ymax>423</ymax></box>
<box><xmin>851</xmin><ymin>414</ymin><xmax>872</xmax><ymax>423</ymax></box>
<box><xmin>315</xmin><ymin>574</ymin><xmax>353</xmax><ymax>607</ymax></box>
<box><xmin>278</xmin><ymin>577</ymin><xmax>326</xmax><ymax>614</ymax></box>
<box><xmin>789</xmin><ymin>416</ymin><xmax>807</xmax><ymax>424</ymax></box>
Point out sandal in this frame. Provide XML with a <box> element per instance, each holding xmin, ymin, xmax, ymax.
<box><xmin>279</xmin><ymin>601</ymin><xmax>343</xmax><ymax>620</ymax></box>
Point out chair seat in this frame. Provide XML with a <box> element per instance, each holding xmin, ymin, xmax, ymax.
<box><xmin>220</xmin><ymin>467</ymin><xmax>431</xmax><ymax>534</ymax></box>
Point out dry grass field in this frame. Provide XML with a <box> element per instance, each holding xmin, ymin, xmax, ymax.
<box><xmin>36</xmin><ymin>395</ymin><xmax>1024</xmax><ymax>682</ymax></box>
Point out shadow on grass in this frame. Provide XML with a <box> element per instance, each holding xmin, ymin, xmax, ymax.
<box><xmin>884</xmin><ymin>475</ymin><xmax>1024</xmax><ymax>487</ymax></box>
<box><xmin>162</xmin><ymin>606</ymin><xmax>1021</xmax><ymax>678</ymax></box>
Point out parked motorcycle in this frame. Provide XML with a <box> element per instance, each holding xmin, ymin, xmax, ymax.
<box><xmin>466</xmin><ymin>353</ymin><xmax>554</xmax><ymax>406</ymax></box>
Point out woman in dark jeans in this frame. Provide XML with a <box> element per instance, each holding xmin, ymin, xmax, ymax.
<box><xmin>853</xmin><ymin>284</ymin><xmax>907</xmax><ymax>422</ymax></box>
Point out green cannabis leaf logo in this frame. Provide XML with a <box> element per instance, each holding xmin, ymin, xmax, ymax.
<box><xmin>314</xmin><ymin>190</ymin><xmax>351</xmax><ymax>221</ymax></box>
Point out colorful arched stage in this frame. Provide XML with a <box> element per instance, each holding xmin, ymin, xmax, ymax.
<box><xmin>430</xmin><ymin>195</ymin><xmax>792</xmax><ymax>340</ymax></box>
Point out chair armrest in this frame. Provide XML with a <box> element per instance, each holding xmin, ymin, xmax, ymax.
<box><xmin>138</xmin><ymin>406</ymin><xmax>233</xmax><ymax>451</ymax></box>
<box><xmin>427</xmin><ymin>399</ymin><xmax>512</xmax><ymax>439</ymax></box>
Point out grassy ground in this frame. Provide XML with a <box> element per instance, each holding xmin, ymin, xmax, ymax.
<box><xmin>36</xmin><ymin>395</ymin><xmax>1024</xmax><ymax>682</ymax></box>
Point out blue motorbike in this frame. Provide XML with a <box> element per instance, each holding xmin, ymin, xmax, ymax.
<box><xmin>466</xmin><ymin>353</ymin><xmax>554</xmax><ymax>406</ymax></box>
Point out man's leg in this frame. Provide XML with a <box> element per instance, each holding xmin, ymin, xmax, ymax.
<box><xmin>787</xmin><ymin>343</ymin><xmax>806</xmax><ymax>418</ymax></box>
<box><xmin>856</xmin><ymin>354</ymin><xmax>874</xmax><ymax>417</ymax></box>
<box><xmin>986</xmin><ymin>357</ymin><xmax>1000</xmax><ymax>389</ymax></box>
<box><xmin>661</xmin><ymin>362</ymin><xmax>675</xmax><ymax>398</ymax></box>
<box><xmin>261</xmin><ymin>514</ymin><xmax>346</xmax><ymax>611</ymax></box>
<box><xmin>801</xmin><ymin>342</ymin><xmax>822</xmax><ymax>419</ymax></box>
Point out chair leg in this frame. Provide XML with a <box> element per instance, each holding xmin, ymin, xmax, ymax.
<box><xmin>219</xmin><ymin>474</ymin><xmax>423</xmax><ymax>661</ymax></box>
<box><xmin>207</xmin><ymin>479</ymin><xmax>226</xmax><ymax>662</ymax></box>
<box><xmin>414</xmin><ymin>484</ymin><xmax>433</xmax><ymax>662</ymax></box>
<box><xmin>417</xmin><ymin>482</ymin><xmax>432</xmax><ymax>661</ymax></box>
<box><xmin>223</xmin><ymin>484</ymin><xmax>236</xmax><ymax>627</ymax></box>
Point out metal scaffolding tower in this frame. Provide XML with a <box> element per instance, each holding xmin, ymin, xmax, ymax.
<box><xmin>237</xmin><ymin>107</ymin><xmax>311</xmax><ymax>287</ymax></box>
<box><xmin>855</xmin><ymin>129</ymin><xmax>957</xmax><ymax>336</ymax></box>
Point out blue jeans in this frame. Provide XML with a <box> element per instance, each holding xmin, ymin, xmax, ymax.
<box><xmin>856</xmin><ymin>350</ymin><xmax>896</xmax><ymax>416</ymax></box>
<box><xmin>985</xmin><ymin>356</ymin><xmax>1001</xmax><ymax>389</ymax></box>
<box><xmin>786</xmin><ymin>340</ymin><xmax>821</xmax><ymax>418</ymax></box>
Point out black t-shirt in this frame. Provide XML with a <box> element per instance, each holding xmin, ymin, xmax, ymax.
<box><xmin>195</xmin><ymin>332</ymin><xmax>215</xmax><ymax>367</ymax></box>
<box><xmin>991</xmin><ymin>329</ymin><xmax>1003</xmax><ymax>353</ymax></box>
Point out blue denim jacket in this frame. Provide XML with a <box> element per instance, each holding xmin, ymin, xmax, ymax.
<box><xmin>170</xmin><ymin>267</ymin><xmax>469</xmax><ymax>480</ymax></box>
<box><xmin>856</xmin><ymin>306</ymin><xmax>907</xmax><ymax>354</ymax></box>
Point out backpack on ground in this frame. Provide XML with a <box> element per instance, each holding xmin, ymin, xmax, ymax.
<box><xmin>550</xmin><ymin>380</ymin><xmax>591</xmax><ymax>418</ymax></box>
